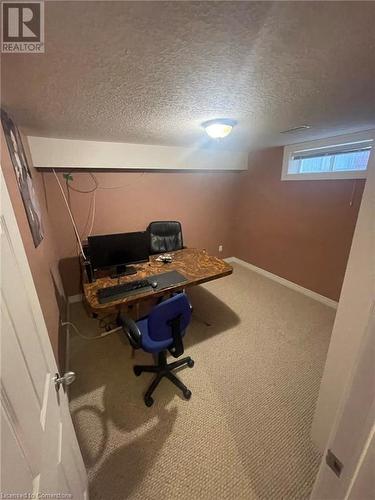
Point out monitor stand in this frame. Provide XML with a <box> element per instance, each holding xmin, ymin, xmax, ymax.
<box><xmin>110</xmin><ymin>264</ymin><xmax>137</xmax><ymax>279</ymax></box>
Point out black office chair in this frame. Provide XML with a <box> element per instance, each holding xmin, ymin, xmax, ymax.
<box><xmin>147</xmin><ymin>221</ymin><xmax>183</xmax><ymax>254</ymax></box>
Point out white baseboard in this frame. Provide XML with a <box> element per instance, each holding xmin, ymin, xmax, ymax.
<box><xmin>68</xmin><ymin>294</ymin><xmax>83</xmax><ymax>304</ymax></box>
<box><xmin>225</xmin><ymin>257</ymin><xmax>338</xmax><ymax>309</ymax></box>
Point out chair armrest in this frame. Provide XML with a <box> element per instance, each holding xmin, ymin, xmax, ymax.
<box><xmin>117</xmin><ymin>314</ymin><xmax>142</xmax><ymax>349</ymax></box>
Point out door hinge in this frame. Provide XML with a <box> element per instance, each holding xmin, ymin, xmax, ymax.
<box><xmin>326</xmin><ymin>449</ymin><xmax>343</xmax><ymax>477</ymax></box>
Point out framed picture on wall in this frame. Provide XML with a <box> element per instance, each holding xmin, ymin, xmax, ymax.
<box><xmin>1</xmin><ymin>109</ymin><xmax>44</xmax><ymax>247</ymax></box>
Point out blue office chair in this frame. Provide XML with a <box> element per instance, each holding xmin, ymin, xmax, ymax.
<box><xmin>118</xmin><ymin>293</ymin><xmax>194</xmax><ymax>407</ymax></box>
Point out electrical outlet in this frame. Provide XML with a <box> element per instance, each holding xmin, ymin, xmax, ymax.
<box><xmin>219</xmin><ymin>245</ymin><xmax>223</xmax><ymax>253</ymax></box>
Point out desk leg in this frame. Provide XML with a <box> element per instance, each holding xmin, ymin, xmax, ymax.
<box><xmin>118</xmin><ymin>304</ymin><xmax>138</xmax><ymax>359</ymax></box>
<box><xmin>123</xmin><ymin>303</ymin><xmax>140</xmax><ymax>320</ymax></box>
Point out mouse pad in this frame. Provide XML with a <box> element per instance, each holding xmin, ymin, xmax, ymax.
<box><xmin>148</xmin><ymin>270</ymin><xmax>188</xmax><ymax>290</ymax></box>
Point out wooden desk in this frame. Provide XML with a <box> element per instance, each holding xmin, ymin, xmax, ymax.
<box><xmin>83</xmin><ymin>248</ymin><xmax>233</xmax><ymax>313</ymax></box>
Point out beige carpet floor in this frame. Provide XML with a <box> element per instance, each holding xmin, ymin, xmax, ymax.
<box><xmin>68</xmin><ymin>263</ymin><xmax>335</xmax><ymax>500</ymax></box>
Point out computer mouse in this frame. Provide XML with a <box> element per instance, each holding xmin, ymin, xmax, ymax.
<box><xmin>150</xmin><ymin>281</ymin><xmax>158</xmax><ymax>288</ymax></box>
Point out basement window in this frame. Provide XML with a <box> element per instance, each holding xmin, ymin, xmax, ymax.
<box><xmin>282</xmin><ymin>132</ymin><xmax>373</xmax><ymax>181</ymax></box>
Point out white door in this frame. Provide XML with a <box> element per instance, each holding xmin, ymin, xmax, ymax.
<box><xmin>311</xmin><ymin>149</ymin><xmax>375</xmax><ymax>498</ymax></box>
<box><xmin>0</xmin><ymin>170</ymin><xmax>88</xmax><ymax>498</ymax></box>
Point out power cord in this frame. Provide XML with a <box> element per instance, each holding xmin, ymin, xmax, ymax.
<box><xmin>62</xmin><ymin>171</ymin><xmax>146</xmax><ymax>242</ymax></box>
<box><xmin>53</xmin><ymin>169</ymin><xmax>87</xmax><ymax>259</ymax></box>
<box><xmin>98</xmin><ymin>314</ymin><xmax>118</xmax><ymax>331</ymax></box>
<box><xmin>61</xmin><ymin>321</ymin><xmax>122</xmax><ymax>341</ymax></box>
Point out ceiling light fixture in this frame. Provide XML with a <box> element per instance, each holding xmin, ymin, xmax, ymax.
<box><xmin>202</xmin><ymin>119</ymin><xmax>237</xmax><ymax>139</ymax></box>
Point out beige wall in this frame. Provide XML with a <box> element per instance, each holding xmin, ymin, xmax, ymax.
<box><xmin>1</xmin><ymin>128</ymin><xmax>66</xmax><ymax>368</ymax></box>
<box><xmin>234</xmin><ymin>147</ymin><xmax>365</xmax><ymax>301</ymax></box>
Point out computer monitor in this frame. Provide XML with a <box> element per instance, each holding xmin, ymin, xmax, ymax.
<box><xmin>88</xmin><ymin>231</ymin><xmax>149</xmax><ymax>277</ymax></box>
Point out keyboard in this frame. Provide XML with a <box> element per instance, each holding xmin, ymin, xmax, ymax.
<box><xmin>97</xmin><ymin>279</ymin><xmax>152</xmax><ymax>304</ymax></box>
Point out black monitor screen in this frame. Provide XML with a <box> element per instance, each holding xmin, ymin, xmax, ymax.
<box><xmin>88</xmin><ymin>231</ymin><xmax>149</xmax><ymax>270</ymax></box>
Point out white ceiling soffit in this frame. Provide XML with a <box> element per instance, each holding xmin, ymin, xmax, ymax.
<box><xmin>28</xmin><ymin>137</ymin><xmax>248</xmax><ymax>171</ymax></box>
<box><xmin>2</xmin><ymin>2</ymin><xmax>375</xmax><ymax>150</ymax></box>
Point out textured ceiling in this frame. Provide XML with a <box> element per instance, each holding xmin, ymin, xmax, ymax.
<box><xmin>2</xmin><ymin>1</ymin><xmax>375</xmax><ymax>151</ymax></box>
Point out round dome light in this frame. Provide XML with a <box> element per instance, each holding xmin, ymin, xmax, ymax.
<box><xmin>202</xmin><ymin>119</ymin><xmax>237</xmax><ymax>139</ymax></box>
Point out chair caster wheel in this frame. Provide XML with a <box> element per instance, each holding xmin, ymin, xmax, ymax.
<box><xmin>183</xmin><ymin>389</ymin><xmax>192</xmax><ymax>400</ymax></box>
<box><xmin>187</xmin><ymin>359</ymin><xmax>194</xmax><ymax>368</ymax></box>
<box><xmin>144</xmin><ymin>397</ymin><xmax>154</xmax><ymax>407</ymax></box>
<box><xmin>134</xmin><ymin>367</ymin><xmax>142</xmax><ymax>376</ymax></box>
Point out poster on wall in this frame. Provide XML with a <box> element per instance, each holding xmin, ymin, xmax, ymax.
<box><xmin>1</xmin><ymin>109</ymin><xmax>44</xmax><ymax>247</ymax></box>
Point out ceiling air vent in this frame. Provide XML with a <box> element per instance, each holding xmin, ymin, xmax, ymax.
<box><xmin>280</xmin><ymin>125</ymin><xmax>311</xmax><ymax>134</ymax></box>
